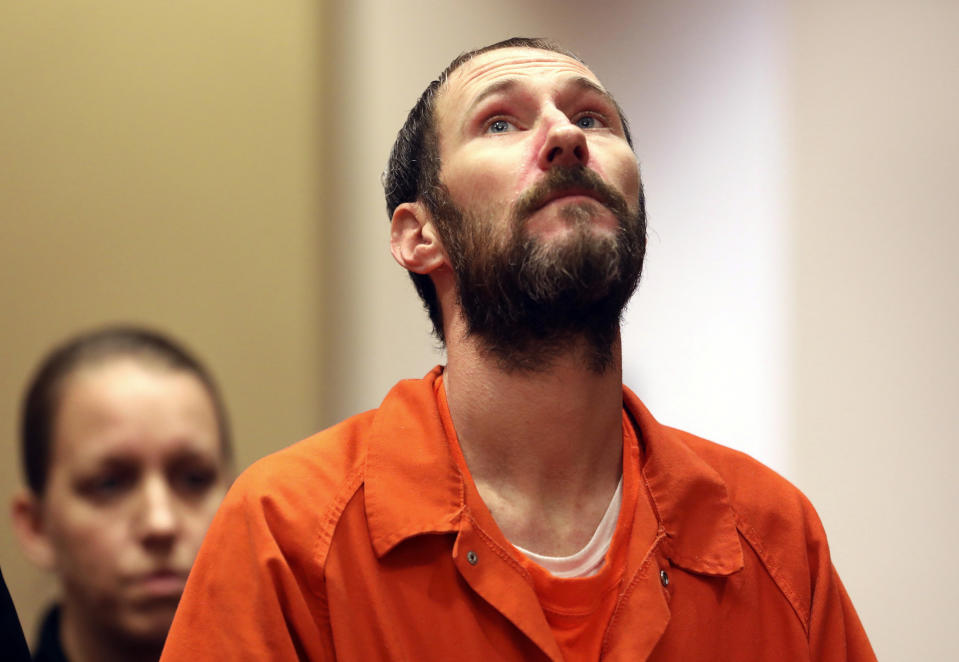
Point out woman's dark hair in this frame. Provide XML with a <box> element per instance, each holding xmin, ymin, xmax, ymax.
<box><xmin>20</xmin><ymin>325</ymin><xmax>233</xmax><ymax>495</ymax></box>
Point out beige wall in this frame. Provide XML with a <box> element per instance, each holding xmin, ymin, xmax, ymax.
<box><xmin>0</xmin><ymin>1</ymin><xmax>327</xmax><ymax>642</ymax></box>
<box><xmin>789</xmin><ymin>2</ymin><xmax>958</xmax><ymax>659</ymax></box>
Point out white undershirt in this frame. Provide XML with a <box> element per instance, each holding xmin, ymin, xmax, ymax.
<box><xmin>512</xmin><ymin>477</ymin><xmax>623</xmax><ymax>578</ymax></box>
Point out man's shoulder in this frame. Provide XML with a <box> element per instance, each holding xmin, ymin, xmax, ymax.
<box><xmin>625</xmin><ymin>388</ymin><xmax>814</xmax><ymax>534</ymax></box>
<box><xmin>217</xmin><ymin>369</ymin><xmax>445</xmax><ymax>554</ymax></box>
<box><xmin>628</xmin><ymin>400</ymin><xmax>874</xmax><ymax>658</ymax></box>
<box><xmin>232</xmin><ymin>367</ymin><xmax>444</xmax><ymax>499</ymax></box>
<box><xmin>663</xmin><ymin>425</ymin><xmax>834</xmax><ymax>620</ymax></box>
<box><xmin>626</xmin><ymin>385</ymin><xmax>833</xmax><ymax>619</ymax></box>
<box><xmin>237</xmin><ymin>409</ymin><xmax>377</xmax><ymax>500</ymax></box>
<box><xmin>667</xmin><ymin>427</ymin><xmax>810</xmax><ymax>521</ymax></box>
<box><xmin>213</xmin><ymin>409</ymin><xmax>377</xmax><ymax>561</ymax></box>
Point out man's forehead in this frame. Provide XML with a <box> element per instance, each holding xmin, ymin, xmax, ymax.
<box><xmin>437</xmin><ymin>47</ymin><xmax>605</xmax><ymax>119</ymax></box>
<box><xmin>448</xmin><ymin>47</ymin><xmax>600</xmax><ymax>89</ymax></box>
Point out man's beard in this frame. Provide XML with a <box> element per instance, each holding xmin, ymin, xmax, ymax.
<box><xmin>432</xmin><ymin>165</ymin><xmax>646</xmax><ymax>373</ymax></box>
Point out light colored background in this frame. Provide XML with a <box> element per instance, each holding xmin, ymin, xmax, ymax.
<box><xmin>2</xmin><ymin>1</ymin><xmax>956</xmax><ymax>660</ymax></box>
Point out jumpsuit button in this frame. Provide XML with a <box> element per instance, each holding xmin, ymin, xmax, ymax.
<box><xmin>660</xmin><ymin>569</ymin><xmax>669</xmax><ymax>587</ymax></box>
<box><xmin>467</xmin><ymin>550</ymin><xmax>478</xmax><ymax>565</ymax></box>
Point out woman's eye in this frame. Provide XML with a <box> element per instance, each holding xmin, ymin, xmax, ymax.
<box><xmin>79</xmin><ymin>472</ymin><xmax>134</xmax><ymax>501</ymax></box>
<box><xmin>487</xmin><ymin>119</ymin><xmax>514</xmax><ymax>134</ymax></box>
<box><xmin>171</xmin><ymin>466</ymin><xmax>217</xmax><ymax>496</ymax></box>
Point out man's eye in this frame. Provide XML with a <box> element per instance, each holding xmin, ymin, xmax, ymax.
<box><xmin>576</xmin><ymin>115</ymin><xmax>601</xmax><ymax>129</ymax></box>
<box><xmin>487</xmin><ymin>119</ymin><xmax>514</xmax><ymax>134</ymax></box>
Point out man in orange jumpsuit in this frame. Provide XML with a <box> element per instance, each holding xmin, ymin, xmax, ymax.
<box><xmin>161</xmin><ymin>38</ymin><xmax>876</xmax><ymax>661</ymax></box>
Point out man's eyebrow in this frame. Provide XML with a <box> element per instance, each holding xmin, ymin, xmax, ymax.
<box><xmin>462</xmin><ymin>75</ymin><xmax>616</xmax><ymax>125</ymax></box>
<box><xmin>464</xmin><ymin>78</ymin><xmax>522</xmax><ymax>120</ymax></box>
<box><xmin>568</xmin><ymin>75</ymin><xmax>613</xmax><ymax>103</ymax></box>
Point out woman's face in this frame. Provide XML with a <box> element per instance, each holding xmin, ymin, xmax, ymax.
<box><xmin>37</xmin><ymin>357</ymin><xmax>230</xmax><ymax>644</ymax></box>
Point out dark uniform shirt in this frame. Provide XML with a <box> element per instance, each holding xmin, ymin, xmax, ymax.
<box><xmin>1</xmin><ymin>568</ymin><xmax>31</xmax><ymax>662</ymax></box>
<box><xmin>32</xmin><ymin>607</ymin><xmax>68</xmax><ymax>662</ymax></box>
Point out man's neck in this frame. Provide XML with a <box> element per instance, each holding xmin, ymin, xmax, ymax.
<box><xmin>444</xmin><ymin>333</ymin><xmax>625</xmax><ymax>557</ymax></box>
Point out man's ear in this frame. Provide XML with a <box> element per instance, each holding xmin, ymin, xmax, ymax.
<box><xmin>390</xmin><ymin>201</ymin><xmax>450</xmax><ymax>274</ymax></box>
<box><xmin>11</xmin><ymin>490</ymin><xmax>55</xmax><ymax>570</ymax></box>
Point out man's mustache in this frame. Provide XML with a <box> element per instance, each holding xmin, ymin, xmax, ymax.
<box><xmin>512</xmin><ymin>165</ymin><xmax>631</xmax><ymax>223</ymax></box>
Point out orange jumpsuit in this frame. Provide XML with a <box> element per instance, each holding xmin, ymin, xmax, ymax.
<box><xmin>161</xmin><ymin>367</ymin><xmax>875</xmax><ymax>661</ymax></box>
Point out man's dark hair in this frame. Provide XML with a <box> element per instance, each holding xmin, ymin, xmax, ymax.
<box><xmin>20</xmin><ymin>325</ymin><xmax>233</xmax><ymax>495</ymax></box>
<box><xmin>383</xmin><ymin>37</ymin><xmax>634</xmax><ymax>343</ymax></box>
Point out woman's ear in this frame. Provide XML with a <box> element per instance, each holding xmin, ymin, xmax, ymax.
<box><xmin>390</xmin><ymin>202</ymin><xmax>450</xmax><ymax>274</ymax></box>
<box><xmin>11</xmin><ymin>490</ymin><xmax>55</xmax><ymax>570</ymax></box>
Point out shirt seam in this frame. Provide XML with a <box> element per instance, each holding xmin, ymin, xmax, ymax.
<box><xmin>536</xmin><ymin>576</ymin><xmax>624</xmax><ymax>617</ymax></box>
<box><xmin>310</xmin><ymin>463</ymin><xmax>366</xmax><ymax>587</ymax></box>
<box><xmin>466</xmin><ymin>510</ymin><xmax>536</xmax><ymax>587</ymax></box>
<box><xmin>599</xmin><ymin>528</ymin><xmax>668</xmax><ymax>656</ymax></box>
<box><xmin>733</xmin><ymin>511</ymin><xmax>811</xmax><ymax>635</ymax></box>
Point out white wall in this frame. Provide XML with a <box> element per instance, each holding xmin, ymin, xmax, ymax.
<box><xmin>607</xmin><ymin>2</ymin><xmax>791</xmax><ymax>475</ymax></box>
<box><xmin>327</xmin><ymin>2</ymin><xmax>792</xmax><ymax>481</ymax></box>
<box><xmin>328</xmin><ymin>1</ymin><xmax>958</xmax><ymax>658</ymax></box>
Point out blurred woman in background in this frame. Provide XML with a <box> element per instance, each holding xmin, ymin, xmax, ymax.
<box><xmin>11</xmin><ymin>326</ymin><xmax>233</xmax><ymax>662</ymax></box>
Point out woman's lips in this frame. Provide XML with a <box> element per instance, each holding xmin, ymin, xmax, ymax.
<box><xmin>133</xmin><ymin>570</ymin><xmax>187</xmax><ymax>598</ymax></box>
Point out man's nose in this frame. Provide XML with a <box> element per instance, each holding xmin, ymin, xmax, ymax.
<box><xmin>537</xmin><ymin>116</ymin><xmax>589</xmax><ymax>170</ymax></box>
<box><xmin>138</xmin><ymin>475</ymin><xmax>178</xmax><ymax>550</ymax></box>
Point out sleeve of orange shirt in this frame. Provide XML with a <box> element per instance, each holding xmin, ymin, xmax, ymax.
<box><xmin>686</xmin><ymin>426</ymin><xmax>876</xmax><ymax>662</ymax></box>
<box><xmin>730</xmin><ymin>467</ymin><xmax>875</xmax><ymax>661</ymax></box>
<box><xmin>160</xmin><ymin>455</ymin><xmax>337</xmax><ymax>662</ymax></box>
<box><xmin>804</xmin><ymin>499</ymin><xmax>876</xmax><ymax>661</ymax></box>
<box><xmin>813</xmin><ymin>567</ymin><xmax>876</xmax><ymax>661</ymax></box>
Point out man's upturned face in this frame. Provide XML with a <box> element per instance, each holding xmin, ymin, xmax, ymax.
<box><xmin>431</xmin><ymin>47</ymin><xmax>646</xmax><ymax>370</ymax></box>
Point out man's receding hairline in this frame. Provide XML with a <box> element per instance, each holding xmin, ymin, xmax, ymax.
<box><xmin>435</xmin><ymin>45</ymin><xmax>591</xmax><ymax>110</ymax></box>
